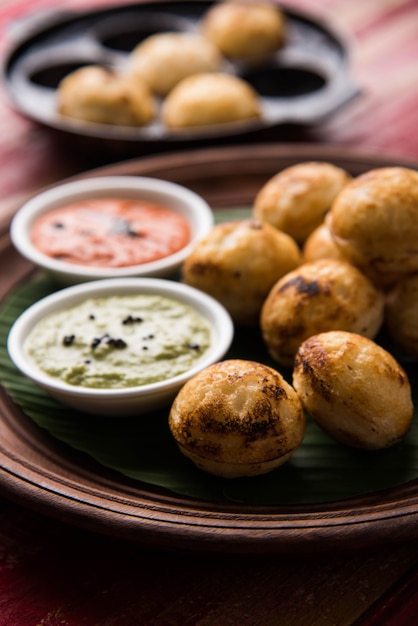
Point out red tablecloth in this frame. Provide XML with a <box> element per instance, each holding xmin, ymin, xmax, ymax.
<box><xmin>1</xmin><ymin>1</ymin><xmax>418</xmax><ymax>624</ymax></box>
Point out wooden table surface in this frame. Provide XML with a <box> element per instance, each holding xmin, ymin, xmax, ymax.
<box><xmin>1</xmin><ymin>0</ymin><xmax>418</xmax><ymax>624</ymax></box>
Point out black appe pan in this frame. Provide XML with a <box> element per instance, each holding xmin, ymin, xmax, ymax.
<box><xmin>3</xmin><ymin>1</ymin><xmax>360</xmax><ymax>153</ymax></box>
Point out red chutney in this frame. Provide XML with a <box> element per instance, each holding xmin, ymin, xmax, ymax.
<box><xmin>30</xmin><ymin>198</ymin><xmax>192</xmax><ymax>267</ymax></box>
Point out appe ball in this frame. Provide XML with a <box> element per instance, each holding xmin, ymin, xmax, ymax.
<box><xmin>169</xmin><ymin>359</ymin><xmax>306</xmax><ymax>478</ymax></box>
<box><xmin>162</xmin><ymin>73</ymin><xmax>261</xmax><ymax>129</ymax></box>
<box><xmin>253</xmin><ymin>161</ymin><xmax>351</xmax><ymax>244</ymax></box>
<box><xmin>126</xmin><ymin>32</ymin><xmax>223</xmax><ymax>97</ymax></box>
<box><xmin>200</xmin><ymin>1</ymin><xmax>286</xmax><ymax>60</ymax></box>
<box><xmin>57</xmin><ymin>66</ymin><xmax>155</xmax><ymax>126</ymax></box>
<box><xmin>292</xmin><ymin>331</ymin><xmax>414</xmax><ymax>450</ymax></box>
<box><xmin>385</xmin><ymin>272</ymin><xmax>418</xmax><ymax>357</ymax></box>
<box><xmin>302</xmin><ymin>222</ymin><xmax>347</xmax><ymax>263</ymax></box>
<box><xmin>182</xmin><ymin>219</ymin><xmax>301</xmax><ymax>326</ymax></box>
<box><xmin>328</xmin><ymin>167</ymin><xmax>418</xmax><ymax>287</ymax></box>
<box><xmin>260</xmin><ymin>259</ymin><xmax>385</xmax><ymax>367</ymax></box>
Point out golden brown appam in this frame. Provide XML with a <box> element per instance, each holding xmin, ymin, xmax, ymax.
<box><xmin>182</xmin><ymin>219</ymin><xmax>301</xmax><ymax>326</ymax></box>
<box><xmin>260</xmin><ymin>259</ymin><xmax>385</xmax><ymax>367</ymax></box>
<box><xmin>253</xmin><ymin>161</ymin><xmax>351</xmax><ymax>244</ymax></box>
<box><xmin>169</xmin><ymin>359</ymin><xmax>306</xmax><ymax>478</ymax></box>
<box><xmin>293</xmin><ymin>330</ymin><xmax>413</xmax><ymax>450</ymax></box>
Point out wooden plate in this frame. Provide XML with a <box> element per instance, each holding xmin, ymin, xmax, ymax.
<box><xmin>2</xmin><ymin>143</ymin><xmax>418</xmax><ymax>555</ymax></box>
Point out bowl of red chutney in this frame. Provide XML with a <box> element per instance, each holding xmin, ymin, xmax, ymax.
<box><xmin>10</xmin><ymin>175</ymin><xmax>214</xmax><ymax>284</ymax></box>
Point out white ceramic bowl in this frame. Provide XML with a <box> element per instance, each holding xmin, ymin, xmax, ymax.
<box><xmin>7</xmin><ymin>277</ymin><xmax>234</xmax><ymax>416</ymax></box>
<box><xmin>10</xmin><ymin>175</ymin><xmax>213</xmax><ymax>284</ymax></box>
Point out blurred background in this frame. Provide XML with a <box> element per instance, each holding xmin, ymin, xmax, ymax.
<box><xmin>0</xmin><ymin>0</ymin><xmax>417</xmax><ymax>224</ymax></box>
<box><xmin>1</xmin><ymin>1</ymin><xmax>418</xmax><ymax>625</ymax></box>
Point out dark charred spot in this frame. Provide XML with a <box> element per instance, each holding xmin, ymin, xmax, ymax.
<box><xmin>295</xmin><ymin>338</ymin><xmax>334</xmax><ymax>402</ymax></box>
<box><xmin>278</xmin><ymin>276</ymin><xmax>321</xmax><ymax>297</ymax></box>
<box><xmin>193</xmin><ymin>395</ymin><xmax>279</xmax><ymax>443</ymax></box>
<box><xmin>302</xmin><ymin>361</ymin><xmax>333</xmax><ymax>402</ymax></box>
<box><xmin>262</xmin><ymin>382</ymin><xmax>287</xmax><ymax>401</ymax></box>
<box><xmin>242</xmin><ymin>404</ymin><xmax>278</xmax><ymax>443</ymax></box>
<box><xmin>198</xmin><ymin>414</ymin><xmax>230</xmax><ymax>435</ymax></box>
<box><xmin>199</xmin><ymin>442</ymin><xmax>223</xmax><ymax>457</ymax></box>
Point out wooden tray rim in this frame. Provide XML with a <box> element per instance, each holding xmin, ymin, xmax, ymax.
<box><xmin>1</xmin><ymin>142</ymin><xmax>418</xmax><ymax>555</ymax></box>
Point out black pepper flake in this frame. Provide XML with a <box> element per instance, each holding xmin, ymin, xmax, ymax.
<box><xmin>91</xmin><ymin>334</ymin><xmax>128</xmax><ymax>349</ymax></box>
<box><xmin>63</xmin><ymin>334</ymin><xmax>75</xmax><ymax>346</ymax></box>
<box><xmin>88</xmin><ymin>314</ymin><xmax>95</xmax><ymax>320</ymax></box>
<box><xmin>84</xmin><ymin>359</ymin><xmax>91</xmax><ymax>364</ymax></box>
<box><xmin>188</xmin><ymin>342</ymin><xmax>201</xmax><ymax>351</ymax></box>
<box><xmin>110</xmin><ymin>218</ymin><xmax>142</xmax><ymax>238</ymax></box>
<box><xmin>91</xmin><ymin>337</ymin><xmax>101</xmax><ymax>349</ymax></box>
<box><xmin>107</xmin><ymin>338</ymin><xmax>127</xmax><ymax>349</ymax></box>
<box><xmin>122</xmin><ymin>315</ymin><xmax>143</xmax><ymax>325</ymax></box>
<box><xmin>53</xmin><ymin>222</ymin><xmax>65</xmax><ymax>229</ymax></box>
